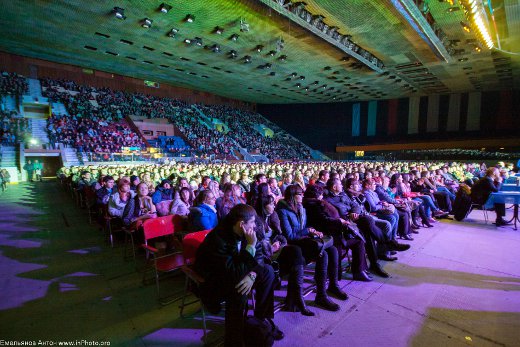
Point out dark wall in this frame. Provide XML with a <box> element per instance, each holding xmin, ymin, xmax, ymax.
<box><xmin>258</xmin><ymin>90</ymin><xmax>520</xmax><ymax>152</ymax></box>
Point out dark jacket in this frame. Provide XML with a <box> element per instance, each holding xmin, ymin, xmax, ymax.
<box><xmin>255</xmin><ymin>213</ymin><xmax>287</xmax><ymax>262</ymax></box>
<box><xmin>275</xmin><ymin>200</ymin><xmax>310</xmax><ymax>241</ymax></box>
<box><xmin>96</xmin><ymin>186</ymin><xmax>113</xmax><ymax>205</ymax></box>
<box><xmin>324</xmin><ymin>191</ymin><xmax>362</xmax><ymax>217</ymax></box>
<box><xmin>471</xmin><ymin>177</ymin><xmax>501</xmax><ymax>205</ymax></box>
<box><xmin>194</xmin><ymin>225</ymin><xmax>262</xmax><ymax>312</ymax></box>
<box><xmin>303</xmin><ymin>198</ymin><xmax>343</xmax><ymax>235</ymax></box>
<box><xmin>122</xmin><ymin>196</ymin><xmax>141</xmax><ymax>226</ymax></box>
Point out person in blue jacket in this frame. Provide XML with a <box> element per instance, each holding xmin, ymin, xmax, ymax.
<box><xmin>189</xmin><ymin>189</ymin><xmax>218</xmax><ymax>231</ymax></box>
<box><xmin>152</xmin><ymin>179</ymin><xmax>174</xmax><ymax>205</ymax></box>
<box><xmin>276</xmin><ymin>184</ymin><xmax>347</xmax><ymax>312</ymax></box>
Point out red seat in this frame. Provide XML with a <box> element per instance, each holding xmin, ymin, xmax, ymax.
<box><xmin>179</xmin><ymin>229</ymin><xmax>212</xmax><ymax>340</ymax></box>
<box><xmin>142</xmin><ymin>215</ymin><xmax>183</xmax><ymax>304</ymax></box>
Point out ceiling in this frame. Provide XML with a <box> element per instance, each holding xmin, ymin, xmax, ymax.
<box><xmin>0</xmin><ymin>0</ymin><xmax>518</xmax><ymax>104</ymax></box>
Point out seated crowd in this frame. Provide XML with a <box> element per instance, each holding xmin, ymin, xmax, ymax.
<box><xmin>0</xmin><ymin>71</ymin><xmax>28</xmax><ymax>95</ymax></box>
<box><xmin>58</xmin><ymin>159</ymin><xmax>518</xmax><ymax>345</ymax></box>
<box><xmin>1</xmin><ymin>110</ymin><xmax>29</xmax><ymax>144</ymax></box>
<box><xmin>41</xmin><ymin>77</ymin><xmax>311</xmax><ymax>161</ymax></box>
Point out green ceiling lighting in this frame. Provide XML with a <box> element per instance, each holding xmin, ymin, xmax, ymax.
<box><xmin>141</xmin><ymin>18</ymin><xmax>152</xmax><ymax>28</ymax></box>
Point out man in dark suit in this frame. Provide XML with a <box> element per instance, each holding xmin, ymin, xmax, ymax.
<box><xmin>195</xmin><ymin>204</ymin><xmax>283</xmax><ymax>346</ymax></box>
<box><xmin>471</xmin><ymin>167</ymin><xmax>508</xmax><ymax>226</ymax></box>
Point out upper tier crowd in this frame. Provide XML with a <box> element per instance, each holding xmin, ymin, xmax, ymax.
<box><xmin>40</xmin><ymin>78</ymin><xmax>311</xmax><ymax>160</ymax></box>
<box><xmin>58</xmin><ymin>159</ymin><xmax>517</xmax><ymax>344</ymax></box>
<box><xmin>0</xmin><ymin>71</ymin><xmax>28</xmax><ymax>95</ymax></box>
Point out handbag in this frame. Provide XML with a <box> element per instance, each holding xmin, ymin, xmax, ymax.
<box><xmin>379</xmin><ymin>204</ymin><xmax>396</xmax><ymax>215</ymax></box>
<box><xmin>294</xmin><ymin>234</ymin><xmax>333</xmax><ymax>260</ymax></box>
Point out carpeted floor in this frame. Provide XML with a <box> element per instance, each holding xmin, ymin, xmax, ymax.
<box><xmin>0</xmin><ymin>181</ymin><xmax>519</xmax><ymax>346</ymax></box>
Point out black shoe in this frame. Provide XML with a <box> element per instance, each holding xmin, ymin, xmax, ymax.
<box><xmin>315</xmin><ymin>295</ymin><xmax>340</xmax><ymax>311</ymax></box>
<box><xmin>411</xmin><ymin>223</ymin><xmax>420</xmax><ymax>230</ymax></box>
<box><xmin>369</xmin><ymin>264</ymin><xmax>390</xmax><ymax>278</ymax></box>
<box><xmin>266</xmin><ymin>319</ymin><xmax>284</xmax><ymax>340</ymax></box>
<box><xmin>495</xmin><ymin>219</ymin><xmax>512</xmax><ymax>227</ymax></box>
<box><xmin>327</xmin><ymin>286</ymin><xmax>348</xmax><ymax>300</ymax></box>
<box><xmin>390</xmin><ymin>250</ymin><xmax>397</xmax><ymax>255</ymax></box>
<box><xmin>402</xmin><ymin>235</ymin><xmax>414</xmax><ymax>241</ymax></box>
<box><xmin>388</xmin><ymin>240</ymin><xmax>411</xmax><ymax>252</ymax></box>
<box><xmin>282</xmin><ymin>300</ymin><xmax>315</xmax><ymax>316</ymax></box>
<box><xmin>411</xmin><ymin>229</ymin><xmax>419</xmax><ymax>234</ymax></box>
<box><xmin>352</xmin><ymin>271</ymin><xmax>373</xmax><ymax>282</ymax></box>
<box><xmin>380</xmin><ymin>254</ymin><xmax>398</xmax><ymax>261</ymax></box>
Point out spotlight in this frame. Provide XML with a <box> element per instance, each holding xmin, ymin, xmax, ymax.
<box><xmin>460</xmin><ymin>21</ymin><xmax>471</xmax><ymax>32</ymax></box>
<box><xmin>299</xmin><ymin>76</ymin><xmax>305</xmax><ymax>80</ymax></box>
<box><xmin>194</xmin><ymin>37</ymin><xmax>203</xmax><ymax>46</ymax></box>
<box><xmin>214</xmin><ymin>26</ymin><xmax>224</xmax><ymax>35</ymax></box>
<box><xmin>211</xmin><ymin>44</ymin><xmax>221</xmax><ymax>53</ymax></box>
<box><xmin>185</xmin><ymin>14</ymin><xmax>195</xmax><ymax>23</ymax></box>
<box><xmin>243</xmin><ymin>55</ymin><xmax>252</xmax><ymax>63</ymax></box>
<box><xmin>29</xmin><ymin>138</ymin><xmax>38</xmax><ymax>145</ymax></box>
<box><xmin>304</xmin><ymin>87</ymin><xmax>309</xmax><ymax>91</ymax></box>
<box><xmin>229</xmin><ymin>50</ymin><xmax>238</xmax><ymax>58</ymax></box>
<box><xmin>313</xmin><ymin>81</ymin><xmax>319</xmax><ymax>85</ymax></box>
<box><xmin>291</xmin><ymin>72</ymin><xmax>297</xmax><ymax>77</ymax></box>
<box><xmin>296</xmin><ymin>83</ymin><xmax>301</xmax><ymax>88</ymax></box>
<box><xmin>278</xmin><ymin>55</ymin><xmax>287</xmax><ymax>61</ymax></box>
<box><xmin>159</xmin><ymin>3</ymin><xmax>172</xmax><ymax>13</ymax></box>
<box><xmin>340</xmin><ymin>56</ymin><xmax>350</xmax><ymax>62</ymax></box>
<box><xmin>230</xmin><ymin>33</ymin><xmax>239</xmax><ymax>41</ymax></box>
<box><xmin>167</xmin><ymin>28</ymin><xmax>179</xmax><ymax>38</ymax></box>
<box><xmin>264</xmin><ymin>63</ymin><xmax>272</xmax><ymax>69</ymax></box>
<box><xmin>184</xmin><ymin>38</ymin><xmax>191</xmax><ymax>44</ymax></box>
<box><xmin>112</xmin><ymin>7</ymin><xmax>126</xmax><ymax>20</ymax></box>
<box><xmin>255</xmin><ymin>45</ymin><xmax>264</xmax><ymax>53</ymax></box>
<box><xmin>268</xmin><ymin>50</ymin><xmax>276</xmax><ymax>57</ymax></box>
<box><xmin>141</xmin><ymin>18</ymin><xmax>153</xmax><ymax>28</ymax></box>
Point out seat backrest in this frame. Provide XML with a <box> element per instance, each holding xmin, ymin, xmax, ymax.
<box><xmin>182</xmin><ymin>229</ymin><xmax>211</xmax><ymax>265</ymax></box>
<box><xmin>143</xmin><ymin>215</ymin><xmax>175</xmax><ymax>241</ymax></box>
<box><xmin>172</xmin><ymin>214</ymin><xmax>187</xmax><ymax>232</ymax></box>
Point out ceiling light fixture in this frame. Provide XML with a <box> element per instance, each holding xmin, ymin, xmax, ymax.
<box><xmin>243</xmin><ymin>55</ymin><xmax>252</xmax><ymax>63</ymax></box>
<box><xmin>211</xmin><ymin>44</ymin><xmax>221</xmax><ymax>53</ymax></box>
<box><xmin>230</xmin><ymin>33</ymin><xmax>239</xmax><ymax>41</ymax></box>
<box><xmin>255</xmin><ymin>45</ymin><xmax>264</xmax><ymax>53</ymax></box>
<box><xmin>229</xmin><ymin>50</ymin><xmax>238</xmax><ymax>58</ymax></box>
<box><xmin>185</xmin><ymin>14</ymin><xmax>195</xmax><ymax>23</ymax></box>
<box><xmin>183</xmin><ymin>38</ymin><xmax>191</xmax><ymax>44</ymax></box>
<box><xmin>214</xmin><ymin>26</ymin><xmax>224</xmax><ymax>35</ymax></box>
<box><xmin>167</xmin><ymin>28</ymin><xmax>179</xmax><ymax>38</ymax></box>
<box><xmin>460</xmin><ymin>21</ymin><xmax>471</xmax><ymax>32</ymax></box>
<box><xmin>194</xmin><ymin>37</ymin><xmax>203</xmax><ymax>46</ymax></box>
<box><xmin>112</xmin><ymin>7</ymin><xmax>126</xmax><ymax>20</ymax></box>
<box><xmin>159</xmin><ymin>3</ymin><xmax>172</xmax><ymax>13</ymax></box>
<box><xmin>268</xmin><ymin>50</ymin><xmax>276</xmax><ymax>57</ymax></box>
<box><xmin>141</xmin><ymin>18</ymin><xmax>153</xmax><ymax>28</ymax></box>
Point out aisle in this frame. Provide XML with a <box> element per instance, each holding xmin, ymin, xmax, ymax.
<box><xmin>0</xmin><ymin>181</ymin><xmax>520</xmax><ymax>346</ymax></box>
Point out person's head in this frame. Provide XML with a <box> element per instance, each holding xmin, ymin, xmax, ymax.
<box><xmin>486</xmin><ymin>167</ymin><xmax>499</xmax><ymax>179</ymax></box>
<box><xmin>103</xmin><ymin>175</ymin><xmax>115</xmax><ymax>189</ymax></box>
<box><xmin>136</xmin><ymin>182</ymin><xmax>149</xmax><ymax>197</ymax></box>
<box><xmin>118</xmin><ymin>180</ymin><xmax>130</xmax><ymax>193</ymax></box>
<box><xmin>81</xmin><ymin>171</ymin><xmax>91</xmax><ymax>180</ymax></box>
<box><xmin>179</xmin><ymin>187</ymin><xmax>192</xmax><ymax>204</ymax></box>
<box><xmin>196</xmin><ymin>189</ymin><xmax>216</xmax><ymax>207</ymax></box>
<box><xmin>255</xmin><ymin>173</ymin><xmax>267</xmax><ymax>184</ymax></box>
<box><xmin>178</xmin><ymin>177</ymin><xmax>189</xmax><ymax>188</ymax></box>
<box><xmin>257</xmin><ymin>182</ymin><xmax>271</xmax><ymax>199</ymax></box>
<box><xmin>268</xmin><ymin>177</ymin><xmax>278</xmax><ymax>189</ymax></box>
<box><xmin>345</xmin><ymin>178</ymin><xmax>361</xmax><ymax>192</ymax></box>
<box><xmin>130</xmin><ymin>175</ymin><xmax>140</xmax><ymax>186</ymax></box>
<box><xmin>303</xmin><ymin>184</ymin><xmax>324</xmax><ymax>200</ymax></box>
<box><xmin>326</xmin><ymin>178</ymin><xmax>343</xmax><ymax>194</ymax></box>
<box><xmin>362</xmin><ymin>178</ymin><xmax>375</xmax><ymax>191</ymax></box>
<box><xmin>225</xmin><ymin>204</ymin><xmax>257</xmax><ymax>238</ymax></box>
<box><xmin>161</xmin><ymin>179</ymin><xmax>172</xmax><ymax>190</ymax></box>
<box><xmin>255</xmin><ymin>195</ymin><xmax>275</xmax><ymax>218</ymax></box>
<box><xmin>27</xmin><ymin>160</ymin><xmax>32</xmax><ymax>164</ymax></box>
<box><xmin>318</xmin><ymin>170</ymin><xmax>330</xmax><ymax>182</ymax></box>
<box><xmin>284</xmin><ymin>184</ymin><xmax>304</xmax><ymax>210</ymax></box>
<box><xmin>201</xmin><ymin>176</ymin><xmax>211</xmax><ymax>188</ymax></box>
